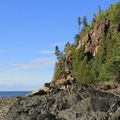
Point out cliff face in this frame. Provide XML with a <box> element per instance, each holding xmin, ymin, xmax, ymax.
<box><xmin>77</xmin><ymin>22</ymin><xmax>107</xmax><ymax>56</ymax></box>
<box><xmin>52</xmin><ymin>20</ymin><xmax>119</xmax><ymax>86</ymax></box>
<box><xmin>52</xmin><ymin>2</ymin><xmax>120</xmax><ymax>85</ymax></box>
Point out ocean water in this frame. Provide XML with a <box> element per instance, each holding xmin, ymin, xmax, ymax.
<box><xmin>0</xmin><ymin>91</ymin><xmax>31</xmax><ymax>97</ymax></box>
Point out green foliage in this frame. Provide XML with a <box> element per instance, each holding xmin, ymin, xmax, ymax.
<box><xmin>72</xmin><ymin>47</ymin><xmax>85</xmax><ymax>73</ymax></box>
<box><xmin>72</xmin><ymin>47</ymin><xmax>90</xmax><ymax>83</ymax></box>
<box><xmin>80</xmin><ymin>16</ymin><xmax>90</xmax><ymax>37</ymax></box>
<box><xmin>54</xmin><ymin>45</ymin><xmax>65</xmax><ymax>80</ymax></box>
<box><xmin>80</xmin><ymin>26</ymin><xmax>90</xmax><ymax>37</ymax></box>
<box><xmin>64</xmin><ymin>42</ymin><xmax>71</xmax><ymax>53</ymax></box>
<box><xmin>74</xmin><ymin>34</ymin><xmax>80</xmax><ymax>44</ymax></box>
<box><xmin>54</xmin><ymin>56</ymin><xmax>66</xmax><ymax>80</ymax></box>
<box><xmin>72</xmin><ymin>50</ymin><xmax>96</xmax><ymax>84</ymax></box>
<box><xmin>82</xmin><ymin>16</ymin><xmax>88</xmax><ymax>28</ymax></box>
<box><xmin>107</xmin><ymin>31</ymin><xmax>120</xmax><ymax>81</ymax></box>
<box><xmin>78</xmin><ymin>17</ymin><xmax>81</xmax><ymax>26</ymax></box>
<box><xmin>72</xmin><ymin>2</ymin><xmax>120</xmax><ymax>84</ymax></box>
<box><xmin>78</xmin><ymin>17</ymin><xmax>81</xmax><ymax>33</ymax></box>
<box><xmin>53</xmin><ymin>2</ymin><xmax>120</xmax><ymax>84</ymax></box>
<box><xmin>55</xmin><ymin>45</ymin><xmax>63</xmax><ymax>60</ymax></box>
<box><xmin>90</xmin><ymin>2</ymin><xmax>120</xmax><ymax>30</ymax></box>
<box><xmin>65</xmin><ymin>44</ymin><xmax>76</xmax><ymax>60</ymax></box>
<box><xmin>94</xmin><ymin>30</ymin><xmax>120</xmax><ymax>82</ymax></box>
<box><xmin>104</xmin><ymin>2</ymin><xmax>120</xmax><ymax>24</ymax></box>
<box><xmin>98</xmin><ymin>5</ymin><xmax>104</xmax><ymax>16</ymax></box>
<box><xmin>95</xmin><ymin>5</ymin><xmax>104</xmax><ymax>21</ymax></box>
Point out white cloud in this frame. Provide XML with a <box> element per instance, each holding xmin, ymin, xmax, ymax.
<box><xmin>12</xmin><ymin>58</ymin><xmax>56</xmax><ymax>70</ymax></box>
<box><xmin>12</xmin><ymin>63</ymin><xmax>39</xmax><ymax>69</ymax></box>
<box><xmin>0</xmin><ymin>57</ymin><xmax>56</xmax><ymax>70</ymax></box>
<box><xmin>38</xmin><ymin>50</ymin><xmax>54</xmax><ymax>54</ymax></box>
<box><xmin>0</xmin><ymin>50</ymin><xmax>8</xmax><ymax>54</ymax></box>
<box><xmin>0</xmin><ymin>73</ymin><xmax>52</xmax><ymax>91</ymax></box>
<box><xmin>31</xmin><ymin>58</ymin><xmax>56</xmax><ymax>63</ymax></box>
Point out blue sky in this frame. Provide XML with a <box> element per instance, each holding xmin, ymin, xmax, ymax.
<box><xmin>0</xmin><ymin>0</ymin><xmax>118</xmax><ymax>91</ymax></box>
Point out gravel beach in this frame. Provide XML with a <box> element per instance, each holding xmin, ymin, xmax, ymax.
<box><xmin>0</xmin><ymin>97</ymin><xmax>17</xmax><ymax>120</ymax></box>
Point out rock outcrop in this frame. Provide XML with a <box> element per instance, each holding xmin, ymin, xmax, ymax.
<box><xmin>5</xmin><ymin>84</ymin><xmax>120</xmax><ymax>120</ymax></box>
<box><xmin>26</xmin><ymin>86</ymin><xmax>50</xmax><ymax>97</ymax></box>
<box><xmin>76</xmin><ymin>21</ymin><xmax>109</xmax><ymax>57</ymax></box>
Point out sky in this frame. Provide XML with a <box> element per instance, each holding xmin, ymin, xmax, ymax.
<box><xmin>0</xmin><ymin>0</ymin><xmax>119</xmax><ymax>91</ymax></box>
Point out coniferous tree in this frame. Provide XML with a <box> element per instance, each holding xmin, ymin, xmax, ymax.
<box><xmin>55</xmin><ymin>45</ymin><xmax>63</xmax><ymax>59</ymax></box>
<box><xmin>98</xmin><ymin>5</ymin><xmax>103</xmax><ymax>16</ymax></box>
<box><xmin>78</xmin><ymin>17</ymin><xmax>81</xmax><ymax>33</ymax></box>
<box><xmin>74</xmin><ymin>34</ymin><xmax>80</xmax><ymax>44</ymax></box>
<box><xmin>82</xmin><ymin>16</ymin><xmax>88</xmax><ymax>28</ymax></box>
<box><xmin>64</xmin><ymin>42</ymin><xmax>70</xmax><ymax>53</ymax></box>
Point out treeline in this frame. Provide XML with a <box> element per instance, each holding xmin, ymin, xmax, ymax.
<box><xmin>53</xmin><ymin>2</ymin><xmax>120</xmax><ymax>84</ymax></box>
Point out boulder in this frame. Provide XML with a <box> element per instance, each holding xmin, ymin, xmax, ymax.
<box><xmin>27</xmin><ymin>87</ymin><xmax>49</xmax><ymax>97</ymax></box>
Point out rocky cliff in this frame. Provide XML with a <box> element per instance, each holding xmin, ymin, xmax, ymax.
<box><xmin>52</xmin><ymin>2</ymin><xmax>120</xmax><ymax>85</ymax></box>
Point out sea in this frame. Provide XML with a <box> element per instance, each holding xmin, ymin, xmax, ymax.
<box><xmin>0</xmin><ymin>91</ymin><xmax>31</xmax><ymax>97</ymax></box>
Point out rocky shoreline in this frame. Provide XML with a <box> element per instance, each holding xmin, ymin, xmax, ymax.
<box><xmin>3</xmin><ymin>83</ymin><xmax>120</xmax><ymax>120</ymax></box>
<box><xmin>0</xmin><ymin>97</ymin><xmax>17</xmax><ymax>120</ymax></box>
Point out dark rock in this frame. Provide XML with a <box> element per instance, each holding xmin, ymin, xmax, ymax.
<box><xmin>76</xmin><ymin>113</ymin><xmax>81</xmax><ymax>118</ymax></box>
<box><xmin>4</xmin><ymin>85</ymin><xmax>120</xmax><ymax>120</ymax></box>
<box><xmin>44</xmin><ymin>83</ymin><xmax>51</xmax><ymax>88</ymax></box>
<box><xmin>104</xmin><ymin>85</ymin><xmax>112</xmax><ymax>91</ymax></box>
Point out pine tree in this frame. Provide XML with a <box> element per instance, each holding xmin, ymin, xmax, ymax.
<box><xmin>82</xmin><ymin>16</ymin><xmax>88</xmax><ymax>28</ymax></box>
<box><xmin>78</xmin><ymin>17</ymin><xmax>81</xmax><ymax>33</ymax></box>
<box><xmin>55</xmin><ymin>46</ymin><xmax>63</xmax><ymax>59</ymax></box>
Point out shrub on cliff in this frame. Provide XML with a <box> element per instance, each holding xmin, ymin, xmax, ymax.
<box><xmin>72</xmin><ymin>2</ymin><xmax>120</xmax><ymax>84</ymax></box>
<box><xmin>53</xmin><ymin>2</ymin><xmax>120</xmax><ymax>84</ymax></box>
